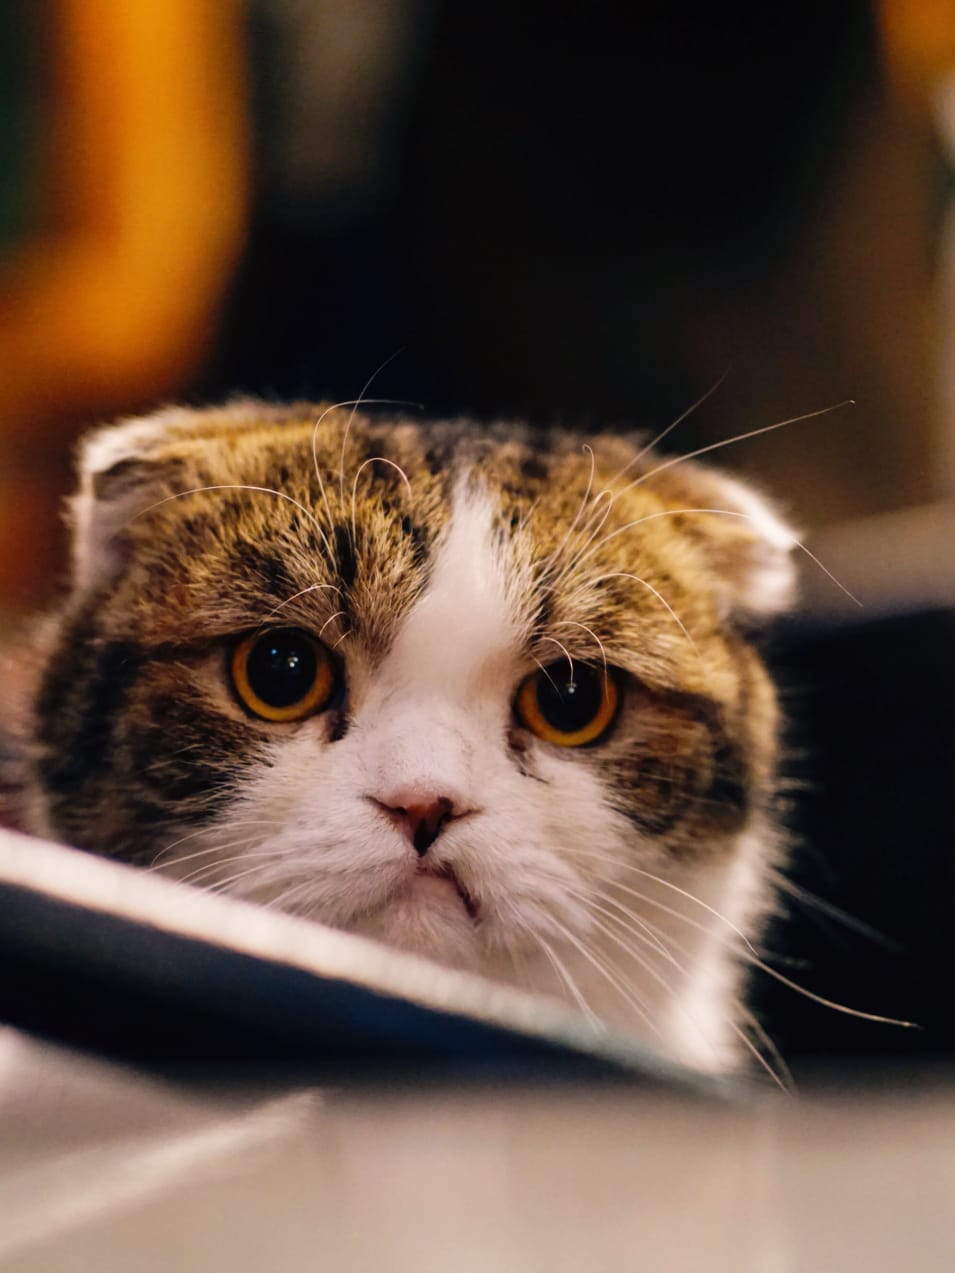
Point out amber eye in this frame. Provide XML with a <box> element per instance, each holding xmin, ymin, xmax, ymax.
<box><xmin>515</xmin><ymin>662</ymin><xmax>620</xmax><ymax>747</ymax></box>
<box><xmin>230</xmin><ymin>628</ymin><xmax>337</xmax><ymax>722</ymax></box>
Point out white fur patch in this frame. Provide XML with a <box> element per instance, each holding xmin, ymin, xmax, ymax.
<box><xmin>359</xmin><ymin>486</ymin><xmax>519</xmax><ymax>810</ymax></box>
<box><xmin>710</xmin><ymin>471</ymin><xmax>798</xmax><ymax>618</ymax></box>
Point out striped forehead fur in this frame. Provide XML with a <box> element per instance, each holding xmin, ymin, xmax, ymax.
<box><xmin>383</xmin><ymin>483</ymin><xmax>523</xmax><ymax>695</ymax></box>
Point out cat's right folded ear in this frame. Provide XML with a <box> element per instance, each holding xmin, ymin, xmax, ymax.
<box><xmin>69</xmin><ymin>409</ymin><xmax>195</xmax><ymax>594</ymax></box>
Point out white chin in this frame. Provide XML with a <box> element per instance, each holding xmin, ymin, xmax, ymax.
<box><xmin>352</xmin><ymin>875</ymin><xmax>481</xmax><ymax>970</ymax></box>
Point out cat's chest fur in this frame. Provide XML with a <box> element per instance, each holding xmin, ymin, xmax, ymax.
<box><xmin>18</xmin><ymin>402</ymin><xmax>796</xmax><ymax>1074</ymax></box>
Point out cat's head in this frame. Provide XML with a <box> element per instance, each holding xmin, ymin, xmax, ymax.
<box><xmin>29</xmin><ymin>402</ymin><xmax>796</xmax><ymax>1069</ymax></box>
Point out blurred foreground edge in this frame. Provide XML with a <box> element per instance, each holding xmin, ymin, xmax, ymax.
<box><xmin>0</xmin><ymin>828</ymin><xmax>721</xmax><ymax>1092</ymax></box>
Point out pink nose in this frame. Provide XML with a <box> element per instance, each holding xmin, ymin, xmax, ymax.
<box><xmin>374</xmin><ymin>794</ymin><xmax>460</xmax><ymax>855</ymax></box>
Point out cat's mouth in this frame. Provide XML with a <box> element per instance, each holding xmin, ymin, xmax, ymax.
<box><xmin>413</xmin><ymin>862</ymin><xmax>479</xmax><ymax>920</ymax></box>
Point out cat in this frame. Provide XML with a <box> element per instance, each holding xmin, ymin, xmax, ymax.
<box><xmin>11</xmin><ymin>400</ymin><xmax>797</xmax><ymax>1074</ymax></box>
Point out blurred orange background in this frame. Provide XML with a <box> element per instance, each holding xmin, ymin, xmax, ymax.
<box><xmin>1</xmin><ymin>0</ymin><xmax>954</xmax><ymax>618</ymax></box>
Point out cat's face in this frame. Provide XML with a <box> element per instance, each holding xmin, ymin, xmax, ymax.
<box><xmin>28</xmin><ymin>403</ymin><xmax>795</xmax><ymax>1070</ymax></box>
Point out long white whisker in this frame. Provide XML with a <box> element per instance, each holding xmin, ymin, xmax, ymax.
<box><xmin>546</xmin><ymin>488</ymin><xmax>614</xmax><ymax>591</ymax></box>
<box><xmin>311</xmin><ymin>397</ymin><xmax>423</xmax><ymax>529</ymax></box>
<box><xmin>579</xmin><ymin>508</ymin><xmax>862</xmax><ymax>607</ymax></box>
<box><xmin>310</xmin><ymin>401</ymin><xmax>348</xmax><ymax>532</ymax></box>
<box><xmin>581</xmin><ymin>852</ymin><xmax>917</xmax><ymax>1029</ymax></box>
<box><xmin>134</xmin><ymin>484</ymin><xmax>335</xmax><ymax>562</ymax></box>
<box><xmin>544</xmin><ymin>915</ymin><xmax>660</xmax><ymax>1038</ymax></box>
<box><xmin>264</xmin><ymin>876</ymin><xmax>327</xmax><ymax>915</ymax></box>
<box><xmin>735</xmin><ymin>1005</ymin><xmax>793</xmax><ymax>1091</ymax></box>
<box><xmin>746</xmin><ymin>955</ymin><xmax>920</xmax><ymax>1029</ymax></box>
<box><xmin>532</xmin><ymin>657</ymin><xmax>561</xmax><ymax>695</ymax></box>
<box><xmin>533</xmin><ymin>933</ymin><xmax>604</xmax><ymax>1028</ymax></box>
<box><xmin>608</xmin><ymin>369</ymin><xmax>731</xmax><ymax>484</ymax></box>
<box><xmin>767</xmin><ymin>867</ymin><xmax>897</xmax><ymax>948</ymax></box>
<box><xmin>576</xmin><ymin>907</ymin><xmax>734</xmax><ymax>1065</ymax></box>
<box><xmin>581</xmin><ymin>896</ymin><xmax>685</xmax><ymax>979</ymax></box>
<box><xmin>516</xmin><ymin>495</ymin><xmax>542</xmax><ymax>535</ymax></box>
<box><xmin>579</xmin><ymin>486</ymin><xmax>617</xmax><ymax>536</ymax></box>
<box><xmin>310</xmin><ymin>396</ymin><xmax>425</xmax><ymax>527</ymax></box>
<box><xmin>337</xmin><ymin>351</ymin><xmax>409</xmax><ymax>505</ymax></box>
<box><xmin>264</xmin><ymin>582</ymin><xmax>342</xmax><ymax>622</ymax></box>
<box><xmin>622</xmin><ymin>400</ymin><xmax>855</xmax><ymax>496</ymax></box>
<box><xmin>537</xmin><ymin>636</ymin><xmax>574</xmax><ymax>680</ymax></box>
<box><xmin>317</xmin><ymin>610</ymin><xmax>348</xmax><ymax>638</ymax></box>
<box><xmin>183</xmin><ymin>854</ymin><xmax>294</xmax><ymax>892</ymax></box>
<box><xmin>592</xmin><ymin>571</ymin><xmax>698</xmax><ymax>651</ymax></box>
<box><xmin>543</xmin><ymin>444</ymin><xmax>597</xmax><ymax>572</ymax></box>
<box><xmin>583</xmin><ymin>855</ymin><xmax>759</xmax><ymax>949</ymax></box>
<box><xmin>350</xmin><ymin>455</ymin><xmax>413</xmax><ymax>543</ymax></box>
<box><xmin>150</xmin><ymin>820</ymin><xmax>281</xmax><ymax>867</ymax></box>
<box><xmin>587</xmin><ymin>886</ymin><xmax>686</xmax><ymax>966</ymax></box>
<box><xmin>553</xmin><ymin>621</ymin><xmax>608</xmax><ymax>680</ymax></box>
<box><xmin>153</xmin><ymin>837</ymin><xmax>284</xmax><ymax>873</ymax></box>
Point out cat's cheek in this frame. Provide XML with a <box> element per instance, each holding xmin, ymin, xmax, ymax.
<box><xmin>163</xmin><ymin>728</ymin><xmax>413</xmax><ymax>922</ymax></box>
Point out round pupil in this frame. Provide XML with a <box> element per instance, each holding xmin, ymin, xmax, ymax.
<box><xmin>246</xmin><ymin>632</ymin><xmax>318</xmax><ymax>708</ymax></box>
<box><xmin>535</xmin><ymin>665</ymin><xmax>605</xmax><ymax>734</ymax></box>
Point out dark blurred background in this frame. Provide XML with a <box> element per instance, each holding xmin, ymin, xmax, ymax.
<box><xmin>1</xmin><ymin>0</ymin><xmax>954</xmax><ymax>1079</ymax></box>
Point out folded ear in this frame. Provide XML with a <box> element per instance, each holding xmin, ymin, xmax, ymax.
<box><xmin>656</xmin><ymin>463</ymin><xmax>798</xmax><ymax>625</ymax></box>
<box><xmin>69</xmin><ymin>407</ymin><xmax>198</xmax><ymax>594</ymax></box>
<box><xmin>707</xmin><ymin>471</ymin><xmax>798</xmax><ymax>622</ymax></box>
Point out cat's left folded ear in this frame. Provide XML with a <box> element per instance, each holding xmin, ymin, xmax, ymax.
<box><xmin>660</xmin><ymin>463</ymin><xmax>799</xmax><ymax>627</ymax></box>
<box><xmin>69</xmin><ymin>407</ymin><xmax>199</xmax><ymax>594</ymax></box>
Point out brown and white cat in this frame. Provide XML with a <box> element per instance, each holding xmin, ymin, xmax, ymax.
<box><xmin>14</xmin><ymin>401</ymin><xmax>797</xmax><ymax>1073</ymax></box>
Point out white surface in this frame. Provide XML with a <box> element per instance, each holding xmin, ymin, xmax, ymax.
<box><xmin>0</xmin><ymin>1029</ymin><xmax>952</xmax><ymax>1272</ymax></box>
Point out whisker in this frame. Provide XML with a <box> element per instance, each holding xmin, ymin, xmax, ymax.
<box><xmin>310</xmin><ymin>402</ymin><xmax>346</xmax><ymax>532</ymax></box>
<box><xmin>170</xmin><ymin>835</ymin><xmax>286</xmax><ymax>875</ymax></box>
<box><xmin>545</xmin><ymin>488</ymin><xmax>614</xmax><ymax>590</ymax></box>
<box><xmin>542</xmin><ymin>444</ymin><xmax>597</xmax><ymax>572</ymax></box>
<box><xmin>337</xmin><ymin>350</ymin><xmax>408</xmax><ymax>506</ymax></box>
<box><xmin>588</xmin><ymin>886</ymin><xmax>686</xmax><ymax>966</ymax></box>
<box><xmin>515</xmin><ymin>495</ymin><xmax>543</xmax><ymax>535</ymax></box>
<box><xmin>577</xmin><ymin>853</ymin><xmax>760</xmax><ymax>948</ymax></box>
<box><xmin>350</xmin><ymin>455</ymin><xmax>413</xmax><ymax>544</ymax></box>
<box><xmin>607</xmin><ymin>369</ymin><xmax>732</xmax><ymax>484</ymax></box>
<box><xmin>532</xmin><ymin>657</ymin><xmax>562</xmax><ymax>695</ymax></box>
<box><xmin>309</xmin><ymin>397</ymin><xmax>423</xmax><ymax>529</ymax></box>
<box><xmin>553</xmin><ymin>620</ymin><xmax>609</xmax><ymax>681</ymax></box>
<box><xmin>767</xmin><ymin>867</ymin><xmax>899</xmax><ymax>949</ymax></box>
<box><xmin>537</xmin><ymin>636</ymin><xmax>574</xmax><ymax>680</ymax></box>
<box><xmin>579</xmin><ymin>508</ymin><xmax>862</xmax><ymax>608</ymax></box>
<box><xmin>745</xmin><ymin>955</ymin><xmax>920</xmax><ymax>1029</ymax></box>
<box><xmin>591</xmin><ymin>571</ymin><xmax>698</xmax><ymax>652</ymax></box>
<box><xmin>134</xmin><ymin>484</ymin><xmax>335</xmax><ymax>563</ymax></box>
<box><xmin>577</xmin><ymin>907</ymin><xmax>736</xmax><ymax>1065</ymax></box>
<box><xmin>318</xmin><ymin>610</ymin><xmax>348</xmax><ymax>638</ymax></box>
<box><xmin>584</xmin><ymin>907</ymin><xmax>682</xmax><ymax>987</ymax></box>
<box><xmin>551</xmin><ymin>868</ymin><xmax>680</xmax><ymax>963</ymax></box>
<box><xmin>263</xmin><ymin>876</ymin><xmax>327</xmax><ymax>915</ymax></box>
<box><xmin>186</xmin><ymin>856</ymin><xmax>294</xmax><ymax>893</ymax></box>
<box><xmin>153</xmin><ymin>836</ymin><xmax>283</xmax><ymax>873</ymax></box>
<box><xmin>544</xmin><ymin>915</ymin><xmax>660</xmax><ymax>1038</ymax></box>
<box><xmin>150</xmin><ymin>820</ymin><xmax>280</xmax><ymax>867</ymax></box>
<box><xmin>264</xmin><ymin>583</ymin><xmax>342</xmax><ymax>623</ymax></box>
<box><xmin>578</xmin><ymin>486</ymin><xmax>616</xmax><ymax>536</ymax></box>
<box><xmin>735</xmin><ymin>1005</ymin><xmax>793</xmax><ymax>1091</ymax></box>
<box><xmin>533</xmin><ymin>932</ymin><xmax>604</xmax><ymax>1029</ymax></box>
<box><xmin>562</xmin><ymin>880</ymin><xmax>690</xmax><ymax>988</ymax></box>
<box><xmin>621</xmin><ymin>400</ymin><xmax>855</xmax><ymax>496</ymax></box>
<box><xmin>579</xmin><ymin>852</ymin><xmax>918</xmax><ymax>1030</ymax></box>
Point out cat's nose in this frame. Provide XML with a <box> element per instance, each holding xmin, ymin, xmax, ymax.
<box><xmin>372</xmin><ymin>792</ymin><xmax>466</xmax><ymax>856</ymax></box>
